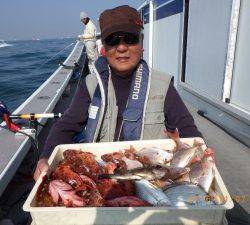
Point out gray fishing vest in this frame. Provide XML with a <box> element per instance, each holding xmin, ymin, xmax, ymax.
<box><xmin>85</xmin><ymin>67</ymin><xmax>172</xmax><ymax>142</ymax></box>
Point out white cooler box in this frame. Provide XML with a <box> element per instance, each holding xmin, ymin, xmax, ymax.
<box><xmin>23</xmin><ymin>138</ymin><xmax>234</xmax><ymax>225</ymax></box>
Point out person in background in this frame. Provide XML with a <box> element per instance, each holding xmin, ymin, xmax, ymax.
<box><xmin>78</xmin><ymin>11</ymin><xmax>98</xmax><ymax>61</ymax></box>
<box><xmin>34</xmin><ymin>5</ymin><xmax>202</xmax><ymax>180</ymax></box>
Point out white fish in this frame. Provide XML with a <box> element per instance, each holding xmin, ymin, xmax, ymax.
<box><xmin>122</xmin><ymin>157</ymin><xmax>143</xmax><ymax>170</ymax></box>
<box><xmin>171</xmin><ymin>146</ymin><xmax>198</xmax><ymax>168</ymax></box>
<box><xmin>175</xmin><ymin>173</ymin><xmax>191</xmax><ymax>183</ymax></box>
<box><xmin>198</xmin><ymin>158</ymin><xmax>215</xmax><ymax>193</ymax></box>
<box><xmin>137</xmin><ymin>146</ymin><xmax>173</xmax><ymax>165</ymax></box>
<box><xmin>189</xmin><ymin>157</ymin><xmax>215</xmax><ymax>193</ymax></box>
<box><xmin>158</xmin><ymin>165</ymin><xmax>191</xmax><ymax>180</ymax></box>
<box><xmin>98</xmin><ymin>166</ymin><xmax>169</xmax><ymax>181</ymax></box>
<box><xmin>98</xmin><ymin>165</ymin><xmax>190</xmax><ymax>183</ymax></box>
<box><xmin>193</xmin><ymin>146</ymin><xmax>214</xmax><ymax>161</ymax></box>
<box><xmin>151</xmin><ymin>179</ymin><xmax>174</xmax><ymax>190</ymax></box>
<box><xmin>135</xmin><ymin>180</ymin><xmax>172</xmax><ymax>206</ymax></box>
<box><xmin>164</xmin><ymin>182</ymin><xmax>215</xmax><ymax>206</ymax></box>
<box><xmin>95</xmin><ymin>158</ymin><xmax>107</xmax><ymax>167</ymax></box>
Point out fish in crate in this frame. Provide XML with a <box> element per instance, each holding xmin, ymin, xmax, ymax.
<box><xmin>36</xmin><ymin>133</ymin><xmax>223</xmax><ymax>208</ymax></box>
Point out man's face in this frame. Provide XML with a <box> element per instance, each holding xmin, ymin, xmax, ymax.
<box><xmin>81</xmin><ymin>18</ymin><xmax>87</xmax><ymax>25</ymax></box>
<box><xmin>104</xmin><ymin>32</ymin><xmax>143</xmax><ymax>76</ymax></box>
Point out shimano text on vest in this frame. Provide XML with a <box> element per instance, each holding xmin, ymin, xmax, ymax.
<box><xmin>132</xmin><ymin>65</ymin><xmax>143</xmax><ymax>100</ymax></box>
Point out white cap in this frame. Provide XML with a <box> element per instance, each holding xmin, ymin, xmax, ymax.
<box><xmin>80</xmin><ymin>11</ymin><xmax>88</xmax><ymax>20</ymax></box>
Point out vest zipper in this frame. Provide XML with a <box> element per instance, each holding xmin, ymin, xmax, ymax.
<box><xmin>91</xmin><ymin>63</ymin><xmax>106</xmax><ymax>142</ymax></box>
<box><xmin>117</xmin><ymin>120</ymin><xmax>124</xmax><ymax>141</ymax></box>
<box><xmin>117</xmin><ymin>100</ymin><xmax>129</xmax><ymax>141</ymax></box>
<box><xmin>117</xmin><ymin>66</ymin><xmax>140</xmax><ymax>141</ymax></box>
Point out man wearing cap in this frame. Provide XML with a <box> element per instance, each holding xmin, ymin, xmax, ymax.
<box><xmin>78</xmin><ymin>11</ymin><xmax>98</xmax><ymax>61</ymax></box>
<box><xmin>34</xmin><ymin>5</ymin><xmax>202</xmax><ymax>180</ymax></box>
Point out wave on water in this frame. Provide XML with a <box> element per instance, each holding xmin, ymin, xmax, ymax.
<box><xmin>9</xmin><ymin>51</ymin><xmax>45</xmax><ymax>59</ymax></box>
<box><xmin>10</xmin><ymin>52</ymin><xmax>40</xmax><ymax>59</ymax></box>
<box><xmin>0</xmin><ymin>44</ymin><xmax>13</xmax><ymax>48</ymax></box>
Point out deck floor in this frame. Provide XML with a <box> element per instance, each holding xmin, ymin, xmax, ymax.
<box><xmin>186</xmin><ymin>102</ymin><xmax>250</xmax><ymax>214</ymax></box>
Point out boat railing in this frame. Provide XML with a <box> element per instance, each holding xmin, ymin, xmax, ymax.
<box><xmin>0</xmin><ymin>40</ymin><xmax>86</xmax><ymax>196</ymax></box>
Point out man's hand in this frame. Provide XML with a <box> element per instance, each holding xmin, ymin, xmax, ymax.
<box><xmin>33</xmin><ymin>158</ymin><xmax>49</xmax><ymax>181</ymax></box>
<box><xmin>78</xmin><ymin>35</ymin><xmax>84</xmax><ymax>40</ymax></box>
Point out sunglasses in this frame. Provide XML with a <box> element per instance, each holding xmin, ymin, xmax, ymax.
<box><xmin>105</xmin><ymin>32</ymin><xmax>140</xmax><ymax>47</ymax></box>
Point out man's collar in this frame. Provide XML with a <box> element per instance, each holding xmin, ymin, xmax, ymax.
<box><xmin>94</xmin><ymin>56</ymin><xmax>109</xmax><ymax>74</ymax></box>
<box><xmin>94</xmin><ymin>57</ymin><xmax>147</xmax><ymax>77</ymax></box>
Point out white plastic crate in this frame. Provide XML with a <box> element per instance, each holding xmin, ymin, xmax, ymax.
<box><xmin>23</xmin><ymin>138</ymin><xmax>234</xmax><ymax>225</ymax></box>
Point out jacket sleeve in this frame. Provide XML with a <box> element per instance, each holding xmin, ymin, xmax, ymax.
<box><xmin>82</xmin><ymin>22</ymin><xmax>96</xmax><ymax>39</ymax></box>
<box><xmin>164</xmin><ymin>81</ymin><xmax>203</xmax><ymax>138</ymax></box>
<box><xmin>82</xmin><ymin>32</ymin><xmax>95</xmax><ymax>40</ymax></box>
<box><xmin>40</xmin><ymin>79</ymin><xmax>91</xmax><ymax>159</ymax></box>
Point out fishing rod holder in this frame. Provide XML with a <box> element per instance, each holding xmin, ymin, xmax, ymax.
<box><xmin>15</xmin><ymin>128</ymin><xmax>37</xmax><ymax>139</ymax></box>
<box><xmin>10</xmin><ymin>113</ymin><xmax>63</xmax><ymax>136</ymax></box>
<box><xmin>2</xmin><ymin>113</ymin><xmax>41</xmax><ymax>138</ymax></box>
<box><xmin>1</xmin><ymin>101</ymin><xmax>63</xmax><ymax>138</ymax></box>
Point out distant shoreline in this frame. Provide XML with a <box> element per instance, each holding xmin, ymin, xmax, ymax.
<box><xmin>4</xmin><ymin>37</ymin><xmax>75</xmax><ymax>42</ymax></box>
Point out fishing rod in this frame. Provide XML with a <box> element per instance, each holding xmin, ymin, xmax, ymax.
<box><xmin>0</xmin><ymin>101</ymin><xmax>63</xmax><ymax>134</ymax></box>
<box><xmin>9</xmin><ymin>113</ymin><xmax>63</xmax><ymax>120</ymax></box>
<box><xmin>30</xmin><ymin>42</ymin><xmax>75</xmax><ymax>75</ymax></box>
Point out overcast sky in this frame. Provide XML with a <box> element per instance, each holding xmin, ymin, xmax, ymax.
<box><xmin>0</xmin><ymin>0</ymin><xmax>145</xmax><ymax>40</ymax></box>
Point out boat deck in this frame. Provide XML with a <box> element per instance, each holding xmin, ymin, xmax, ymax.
<box><xmin>186</xmin><ymin>102</ymin><xmax>250</xmax><ymax>216</ymax></box>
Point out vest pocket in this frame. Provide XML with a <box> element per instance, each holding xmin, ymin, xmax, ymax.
<box><xmin>144</xmin><ymin>111</ymin><xmax>164</xmax><ymax>124</ymax></box>
<box><xmin>143</xmin><ymin>111</ymin><xmax>165</xmax><ymax>140</ymax></box>
<box><xmin>97</xmin><ymin>112</ymin><xmax>110</xmax><ymax>142</ymax></box>
<box><xmin>123</xmin><ymin>108</ymin><xmax>142</xmax><ymax>122</ymax></box>
<box><xmin>146</xmin><ymin>99</ymin><xmax>164</xmax><ymax>112</ymax></box>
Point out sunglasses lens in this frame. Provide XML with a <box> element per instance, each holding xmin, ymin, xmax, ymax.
<box><xmin>123</xmin><ymin>33</ymin><xmax>139</xmax><ymax>45</ymax></box>
<box><xmin>105</xmin><ymin>34</ymin><xmax>121</xmax><ymax>46</ymax></box>
<box><xmin>105</xmin><ymin>33</ymin><xmax>140</xmax><ymax>46</ymax></box>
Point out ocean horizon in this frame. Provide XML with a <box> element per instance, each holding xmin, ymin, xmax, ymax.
<box><xmin>2</xmin><ymin>37</ymin><xmax>76</xmax><ymax>42</ymax></box>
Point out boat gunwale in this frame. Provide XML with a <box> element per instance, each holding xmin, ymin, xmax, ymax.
<box><xmin>0</xmin><ymin>40</ymin><xmax>85</xmax><ymax>196</ymax></box>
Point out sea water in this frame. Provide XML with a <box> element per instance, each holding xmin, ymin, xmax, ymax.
<box><xmin>0</xmin><ymin>38</ymin><xmax>75</xmax><ymax>112</ymax></box>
